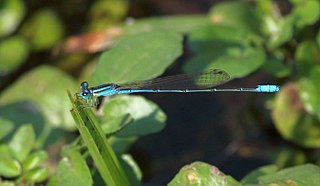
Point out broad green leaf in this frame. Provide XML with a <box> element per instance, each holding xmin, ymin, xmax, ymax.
<box><xmin>188</xmin><ymin>25</ymin><xmax>250</xmax><ymax>53</ymax></box>
<box><xmin>101</xmin><ymin>114</ymin><xmax>134</xmax><ymax>137</ymax></box>
<box><xmin>23</xmin><ymin>167</ymin><xmax>49</xmax><ymax>183</ymax></box>
<box><xmin>0</xmin><ymin>36</ymin><xmax>29</xmax><ymax>74</ymax></box>
<box><xmin>241</xmin><ymin>165</ymin><xmax>278</xmax><ymax>184</ymax></box>
<box><xmin>248</xmin><ymin>164</ymin><xmax>320</xmax><ymax>185</ymax></box>
<box><xmin>88</xmin><ymin>0</ymin><xmax>128</xmax><ymax>31</ymax></box>
<box><xmin>0</xmin><ymin>65</ymin><xmax>78</xmax><ymax>130</ymax></box>
<box><xmin>184</xmin><ymin>47</ymin><xmax>265</xmax><ymax>79</ymax></box>
<box><xmin>185</xmin><ymin>22</ymin><xmax>266</xmax><ymax>79</ymax></box>
<box><xmin>295</xmin><ymin>40</ymin><xmax>320</xmax><ymax>76</ymax></box>
<box><xmin>256</xmin><ymin>0</ymin><xmax>274</xmax><ymax>14</ymax></box>
<box><xmin>241</xmin><ymin>164</ymin><xmax>320</xmax><ymax>185</ymax></box>
<box><xmin>120</xmin><ymin>154</ymin><xmax>142</xmax><ymax>186</ymax></box>
<box><xmin>271</xmin><ymin>83</ymin><xmax>320</xmax><ymax>148</ymax></box>
<box><xmin>91</xmin><ymin>31</ymin><xmax>183</xmax><ymax>84</ymax></box>
<box><xmin>291</xmin><ymin>0</ymin><xmax>320</xmax><ymax>28</ymax></box>
<box><xmin>0</xmin><ymin>101</ymin><xmax>45</xmax><ymax>142</ymax></box>
<box><xmin>9</xmin><ymin>124</ymin><xmax>35</xmax><ymax>162</ymax></box>
<box><xmin>109</xmin><ymin>136</ymin><xmax>137</xmax><ymax>154</ymax></box>
<box><xmin>78</xmin><ymin>56</ymin><xmax>99</xmax><ymax>81</ymax></box>
<box><xmin>267</xmin><ymin>16</ymin><xmax>294</xmax><ymax>49</ymax></box>
<box><xmin>124</xmin><ymin>15</ymin><xmax>209</xmax><ymax>35</ymax></box>
<box><xmin>103</xmin><ymin>95</ymin><xmax>166</xmax><ymax>137</ymax></box>
<box><xmin>317</xmin><ymin>30</ymin><xmax>320</xmax><ymax>47</ymax></box>
<box><xmin>56</xmin><ymin>54</ymin><xmax>91</xmax><ymax>73</ymax></box>
<box><xmin>20</xmin><ymin>8</ymin><xmax>64</xmax><ymax>51</ymax></box>
<box><xmin>168</xmin><ymin>161</ymin><xmax>240</xmax><ymax>186</ymax></box>
<box><xmin>22</xmin><ymin>150</ymin><xmax>48</xmax><ymax>172</ymax></box>
<box><xmin>0</xmin><ymin>117</ymin><xmax>14</xmax><ymax>140</ymax></box>
<box><xmin>69</xmin><ymin>92</ymin><xmax>130</xmax><ymax>186</ymax></box>
<box><xmin>0</xmin><ymin>181</ymin><xmax>15</xmax><ymax>186</ymax></box>
<box><xmin>0</xmin><ymin>145</ymin><xmax>21</xmax><ymax>178</ymax></box>
<box><xmin>256</xmin><ymin>0</ymin><xmax>294</xmax><ymax>48</ymax></box>
<box><xmin>263</xmin><ymin>56</ymin><xmax>290</xmax><ymax>78</ymax></box>
<box><xmin>300</xmin><ymin>67</ymin><xmax>320</xmax><ymax>120</ymax></box>
<box><xmin>209</xmin><ymin>2</ymin><xmax>263</xmax><ymax>36</ymax></box>
<box><xmin>47</xmin><ymin>149</ymin><xmax>92</xmax><ymax>186</ymax></box>
<box><xmin>271</xmin><ymin>148</ymin><xmax>306</xmax><ymax>168</ymax></box>
<box><xmin>0</xmin><ymin>0</ymin><xmax>25</xmax><ymax>37</ymax></box>
<box><xmin>256</xmin><ymin>0</ymin><xmax>281</xmax><ymax>34</ymax></box>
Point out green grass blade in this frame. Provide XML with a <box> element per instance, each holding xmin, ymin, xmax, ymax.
<box><xmin>68</xmin><ymin>91</ymin><xmax>130</xmax><ymax>186</ymax></box>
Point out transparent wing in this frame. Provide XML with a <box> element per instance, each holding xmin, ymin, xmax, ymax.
<box><xmin>118</xmin><ymin>69</ymin><xmax>230</xmax><ymax>90</ymax></box>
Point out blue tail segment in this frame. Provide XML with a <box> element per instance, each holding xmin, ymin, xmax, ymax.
<box><xmin>255</xmin><ymin>85</ymin><xmax>280</xmax><ymax>92</ymax></box>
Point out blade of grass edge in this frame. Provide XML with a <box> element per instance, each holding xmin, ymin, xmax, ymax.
<box><xmin>67</xmin><ymin>91</ymin><xmax>130</xmax><ymax>186</ymax></box>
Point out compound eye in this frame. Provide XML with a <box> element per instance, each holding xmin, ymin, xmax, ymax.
<box><xmin>80</xmin><ymin>89</ymin><xmax>91</xmax><ymax>99</ymax></box>
<box><xmin>81</xmin><ymin>81</ymin><xmax>89</xmax><ymax>88</ymax></box>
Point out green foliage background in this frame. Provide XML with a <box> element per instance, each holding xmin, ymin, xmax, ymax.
<box><xmin>0</xmin><ymin>0</ymin><xmax>319</xmax><ymax>185</ymax></box>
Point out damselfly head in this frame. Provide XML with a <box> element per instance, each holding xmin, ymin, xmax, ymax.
<box><xmin>80</xmin><ymin>81</ymin><xmax>92</xmax><ymax>99</ymax></box>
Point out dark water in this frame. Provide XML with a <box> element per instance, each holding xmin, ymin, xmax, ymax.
<box><xmin>130</xmin><ymin>81</ymin><xmax>272</xmax><ymax>184</ymax></box>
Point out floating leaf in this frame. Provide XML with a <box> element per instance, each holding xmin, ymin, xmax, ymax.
<box><xmin>91</xmin><ymin>31</ymin><xmax>183</xmax><ymax>84</ymax></box>
<box><xmin>103</xmin><ymin>95</ymin><xmax>166</xmax><ymax>137</ymax></box>
<box><xmin>168</xmin><ymin>161</ymin><xmax>240</xmax><ymax>186</ymax></box>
